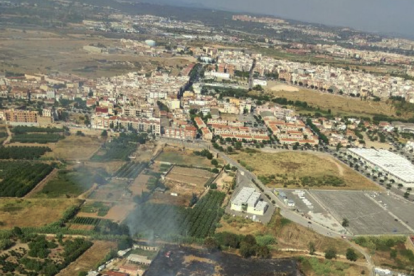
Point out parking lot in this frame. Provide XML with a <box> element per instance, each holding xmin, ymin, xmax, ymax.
<box><xmin>278</xmin><ymin>189</ymin><xmax>325</xmax><ymax>214</ymax></box>
<box><xmin>370</xmin><ymin>192</ymin><xmax>414</xmax><ymax>228</ymax></box>
<box><xmin>311</xmin><ymin>191</ymin><xmax>412</xmax><ymax>235</ymax></box>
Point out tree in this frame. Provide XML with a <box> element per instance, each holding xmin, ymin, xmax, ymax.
<box><xmin>78</xmin><ymin>272</ymin><xmax>88</xmax><ymax>276</ymax></box>
<box><xmin>342</xmin><ymin>218</ymin><xmax>349</xmax><ymax>227</ymax></box>
<box><xmin>101</xmin><ymin>130</ymin><xmax>108</xmax><ymax>137</ymax></box>
<box><xmin>325</xmin><ymin>248</ymin><xmax>337</xmax><ymax>259</ymax></box>
<box><xmin>76</xmin><ymin>130</ymin><xmax>85</xmax><ymax>136</ymax></box>
<box><xmin>227</xmin><ymin>146</ymin><xmax>233</xmax><ymax>153</ymax></box>
<box><xmin>12</xmin><ymin>226</ymin><xmax>23</xmax><ymax>237</ymax></box>
<box><xmin>117</xmin><ymin>237</ymin><xmax>133</xmax><ymax>250</ymax></box>
<box><xmin>239</xmin><ymin>242</ymin><xmax>255</xmax><ymax>258</ymax></box>
<box><xmin>211</xmin><ymin>159</ymin><xmax>219</xmax><ymax>166</ymax></box>
<box><xmin>256</xmin><ymin>245</ymin><xmax>271</xmax><ymax>259</ymax></box>
<box><xmin>308</xmin><ymin>242</ymin><xmax>316</xmax><ymax>255</ymax></box>
<box><xmin>346</xmin><ymin>248</ymin><xmax>358</xmax><ymax>261</ymax></box>
<box><xmin>390</xmin><ymin>249</ymin><xmax>397</xmax><ymax>259</ymax></box>
<box><xmin>204</xmin><ymin>237</ymin><xmax>219</xmax><ymax>252</ymax></box>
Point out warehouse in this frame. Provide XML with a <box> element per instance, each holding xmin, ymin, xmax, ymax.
<box><xmin>231</xmin><ymin>187</ymin><xmax>269</xmax><ymax>215</ymax></box>
<box><xmin>347</xmin><ymin>148</ymin><xmax>414</xmax><ymax>188</ymax></box>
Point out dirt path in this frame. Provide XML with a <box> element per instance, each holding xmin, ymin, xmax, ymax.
<box><xmin>25</xmin><ymin>168</ymin><xmax>58</xmax><ymax>198</ymax></box>
<box><xmin>322</xmin><ymin>156</ymin><xmax>344</xmax><ymax>176</ymax></box>
<box><xmin>2</xmin><ymin>126</ymin><xmax>11</xmax><ymax>146</ymax></box>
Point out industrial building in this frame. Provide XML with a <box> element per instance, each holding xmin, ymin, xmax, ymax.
<box><xmin>231</xmin><ymin>187</ymin><xmax>268</xmax><ymax>215</ymax></box>
<box><xmin>347</xmin><ymin>148</ymin><xmax>414</xmax><ymax>188</ymax></box>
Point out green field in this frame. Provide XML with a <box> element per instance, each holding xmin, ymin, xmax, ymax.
<box><xmin>33</xmin><ymin>168</ymin><xmax>96</xmax><ymax>198</ymax></box>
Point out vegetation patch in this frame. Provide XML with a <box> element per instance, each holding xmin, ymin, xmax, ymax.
<box><xmin>113</xmin><ymin>162</ymin><xmax>148</xmax><ymax>179</ymax></box>
<box><xmin>126</xmin><ymin>191</ymin><xmax>226</xmax><ymax>239</ymax></box>
<box><xmin>0</xmin><ymin>161</ymin><xmax>54</xmax><ymax>197</ymax></box>
<box><xmin>0</xmin><ymin>146</ymin><xmax>51</xmax><ymax>160</ymax></box>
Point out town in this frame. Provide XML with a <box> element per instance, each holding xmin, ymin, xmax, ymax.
<box><xmin>0</xmin><ymin>0</ymin><xmax>414</xmax><ymax>276</ymax></box>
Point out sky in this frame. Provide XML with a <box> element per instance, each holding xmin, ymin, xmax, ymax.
<box><xmin>171</xmin><ymin>0</ymin><xmax>414</xmax><ymax>38</ymax></box>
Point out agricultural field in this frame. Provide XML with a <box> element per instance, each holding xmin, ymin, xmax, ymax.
<box><xmin>33</xmin><ymin>168</ymin><xmax>97</xmax><ymax>198</ymax></box>
<box><xmin>235</xmin><ymin>151</ymin><xmax>378</xmax><ymax>190</ymax></box>
<box><xmin>79</xmin><ymin>202</ymin><xmax>112</xmax><ymax>217</ymax></box>
<box><xmin>90</xmin><ymin>134</ymin><xmax>143</xmax><ymax>162</ymax></box>
<box><xmin>129</xmin><ymin>174</ymin><xmax>151</xmax><ymax>196</ymax></box>
<box><xmin>43</xmin><ymin>135</ymin><xmax>102</xmax><ymax>160</ymax></box>
<box><xmin>0</xmin><ymin>161</ymin><xmax>54</xmax><ymax>197</ymax></box>
<box><xmin>0</xmin><ymin>235</ymin><xmax>92</xmax><ymax>275</ymax></box>
<box><xmin>156</xmin><ymin>147</ymin><xmax>214</xmax><ymax>168</ymax></box>
<box><xmin>113</xmin><ymin>162</ymin><xmax>148</xmax><ymax>179</ymax></box>
<box><xmin>72</xmin><ymin>217</ymin><xmax>109</xmax><ymax>226</ymax></box>
<box><xmin>10</xmin><ymin>126</ymin><xmax>64</xmax><ymax>145</ymax></box>
<box><xmin>88</xmin><ymin>179</ymin><xmax>131</xmax><ymax>202</ymax></box>
<box><xmin>0</xmin><ymin>198</ymin><xmax>82</xmax><ymax>230</ymax></box>
<box><xmin>166</xmin><ymin>167</ymin><xmax>215</xmax><ymax>187</ymax></box>
<box><xmin>57</xmin><ymin>241</ymin><xmax>117</xmax><ymax>276</ymax></box>
<box><xmin>125</xmin><ymin>191</ymin><xmax>226</xmax><ymax>239</ymax></box>
<box><xmin>0</xmin><ymin>146</ymin><xmax>51</xmax><ymax>160</ymax></box>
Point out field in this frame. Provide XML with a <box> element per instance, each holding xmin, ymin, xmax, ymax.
<box><xmin>0</xmin><ymin>146</ymin><xmax>51</xmax><ymax>160</ymax></box>
<box><xmin>0</xmin><ymin>29</ymin><xmax>192</xmax><ymax>78</ymax></box>
<box><xmin>268</xmin><ymin>86</ymin><xmax>397</xmax><ymax>117</ymax></box>
<box><xmin>235</xmin><ymin>151</ymin><xmax>378</xmax><ymax>190</ymax></box>
<box><xmin>125</xmin><ymin>191</ymin><xmax>226</xmax><ymax>239</ymax></box>
<box><xmin>88</xmin><ymin>179</ymin><xmax>131</xmax><ymax>202</ymax></box>
<box><xmin>11</xmin><ymin>133</ymin><xmax>64</xmax><ymax>144</ymax></box>
<box><xmin>57</xmin><ymin>241</ymin><xmax>117</xmax><ymax>276</ymax></box>
<box><xmin>156</xmin><ymin>147</ymin><xmax>214</xmax><ymax>168</ymax></box>
<box><xmin>311</xmin><ymin>191</ymin><xmax>412</xmax><ymax>235</ymax></box>
<box><xmin>298</xmin><ymin>257</ymin><xmax>368</xmax><ymax>276</ymax></box>
<box><xmin>90</xmin><ymin>135</ymin><xmax>139</xmax><ymax>162</ymax></box>
<box><xmin>166</xmin><ymin>166</ymin><xmax>215</xmax><ymax>187</ymax></box>
<box><xmin>43</xmin><ymin>136</ymin><xmax>102</xmax><ymax>160</ymax></box>
<box><xmin>129</xmin><ymin>174</ymin><xmax>151</xmax><ymax>196</ymax></box>
<box><xmin>0</xmin><ymin>161</ymin><xmax>54</xmax><ymax>197</ymax></box>
<box><xmin>0</xmin><ymin>198</ymin><xmax>82</xmax><ymax>229</ymax></box>
<box><xmin>33</xmin><ymin>168</ymin><xmax>96</xmax><ymax>198</ymax></box>
<box><xmin>146</xmin><ymin>245</ymin><xmax>299</xmax><ymax>276</ymax></box>
<box><xmin>80</xmin><ymin>202</ymin><xmax>112</xmax><ymax>217</ymax></box>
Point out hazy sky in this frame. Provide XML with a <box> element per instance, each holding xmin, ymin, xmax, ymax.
<box><xmin>181</xmin><ymin>0</ymin><xmax>414</xmax><ymax>38</ymax></box>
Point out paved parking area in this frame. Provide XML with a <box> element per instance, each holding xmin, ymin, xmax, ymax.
<box><xmin>280</xmin><ymin>189</ymin><xmax>325</xmax><ymax>213</ymax></box>
<box><xmin>311</xmin><ymin>191</ymin><xmax>411</xmax><ymax>235</ymax></box>
<box><xmin>371</xmin><ymin>192</ymin><xmax>414</xmax><ymax>228</ymax></box>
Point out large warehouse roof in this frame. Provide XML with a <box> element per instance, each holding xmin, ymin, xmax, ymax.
<box><xmin>232</xmin><ymin>187</ymin><xmax>257</xmax><ymax>206</ymax></box>
<box><xmin>348</xmin><ymin>148</ymin><xmax>414</xmax><ymax>183</ymax></box>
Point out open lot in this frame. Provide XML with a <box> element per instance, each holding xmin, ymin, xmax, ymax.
<box><xmin>311</xmin><ymin>191</ymin><xmax>412</xmax><ymax>235</ymax></box>
<box><xmin>88</xmin><ymin>179</ymin><xmax>132</xmax><ymax>202</ymax></box>
<box><xmin>166</xmin><ymin>166</ymin><xmax>214</xmax><ymax>186</ymax></box>
<box><xmin>235</xmin><ymin>151</ymin><xmax>379</xmax><ymax>190</ymax></box>
<box><xmin>43</xmin><ymin>135</ymin><xmax>102</xmax><ymax>160</ymax></box>
<box><xmin>146</xmin><ymin>245</ymin><xmax>299</xmax><ymax>276</ymax></box>
<box><xmin>0</xmin><ymin>198</ymin><xmax>81</xmax><ymax>229</ymax></box>
<box><xmin>267</xmin><ymin>85</ymin><xmax>399</xmax><ymax>117</ymax></box>
<box><xmin>129</xmin><ymin>174</ymin><xmax>151</xmax><ymax>196</ymax></box>
<box><xmin>57</xmin><ymin>241</ymin><xmax>117</xmax><ymax>276</ymax></box>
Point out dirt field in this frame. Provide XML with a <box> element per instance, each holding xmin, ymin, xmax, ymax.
<box><xmin>156</xmin><ymin>147</ymin><xmax>213</xmax><ymax>168</ymax></box>
<box><xmin>166</xmin><ymin>167</ymin><xmax>213</xmax><ymax>186</ymax></box>
<box><xmin>69</xmin><ymin>224</ymin><xmax>95</xmax><ymax>231</ymax></box>
<box><xmin>0</xmin><ymin>198</ymin><xmax>82</xmax><ymax>229</ymax></box>
<box><xmin>149</xmin><ymin>192</ymin><xmax>188</xmax><ymax>206</ymax></box>
<box><xmin>57</xmin><ymin>241</ymin><xmax>117</xmax><ymax>276</ymax></box>
<box><xmin>0</xmin><ymin>29</ymin><xmax>195</xmax><ymax>78</ymax></box>
<box><xmin>235</xmin><ymin>150</ymin><xmax>379</xmax><ymax>190</ymax></box>
<box><xmin>43</xmin><ymin>136</ymin><xmax>102</xmax><ymax>160</ymax></box>
<box><xmin>267</xmin><ymin>86</ymin><xmax>397</xmax><ymax>117</ymax></box>
<box><xmin>85</xmin><ymin>161</ymin><xmax>126</xmax><ymax>175</ymax></box>
<box><xmin>268</xmin><ymin>81</ymin><xmax>299</xmax><ymax>92</ymax></box>
<box><xmin>129</xmin><ymin>174</ymin><xmax>151</xmax><ymax>196</ymax></box>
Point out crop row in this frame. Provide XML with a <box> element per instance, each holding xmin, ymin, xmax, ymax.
<box><xmin>72</xmin><ymin>217</ymin><xmax>107</xmax><ymax>226</ymax></box>
<box><xmin>113</xmin><ymin>162</ymin><xmax>147</xmax><ymax>179</ymax></box>
<box><xmin>11</xmin><ymin>126</ymin><xmax>64</xmax><ymax>134</ymax></box>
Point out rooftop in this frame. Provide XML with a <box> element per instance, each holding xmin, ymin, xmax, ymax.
<box><xmin>348</xmin><ymin>148</ymin><xmax>414</xmax><ymax>183</ymax></box>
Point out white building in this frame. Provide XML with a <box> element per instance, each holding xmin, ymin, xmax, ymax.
<box><xmin>231</xmin><ymin>187</ymin><xmax>268</xmax><ymax>215</ymax></box>
<box><xmin>347</xmin><ymin>148</ymin><xmax>414</xmax><ymax>187</ymax></box>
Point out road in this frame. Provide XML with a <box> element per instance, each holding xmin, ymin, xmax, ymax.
<box><xmin>2</xmin><ymin>126</ymin><xmax>11</xmax><ymax>145</ymax></box>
